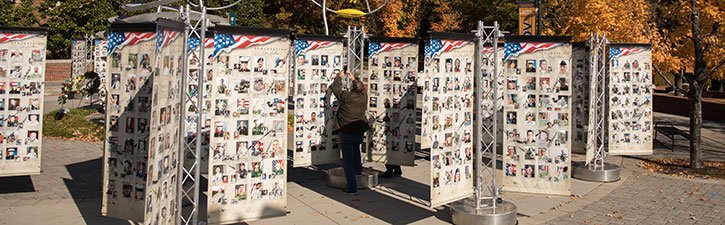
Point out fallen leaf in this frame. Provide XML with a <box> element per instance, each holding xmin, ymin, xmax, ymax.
<box><xmin>690</xmin><ymin>216</ymin><xmax>696</xmax><ymax>220</ymax></box>
<box><xmin>360</xmin><ymin>215</ymin><xmax>370</xmax><ymax>218</ymax></box>
<box><xmin>617</xmin><ymin>215</ymin><xmax>623</xmax><ymax>219</ymax></box>
<box><xmin>679</xmin><ymin>200</ymin><xmax>687</xmax><ymax>204</ymax></box>
<box><xmin>699</xmin><ymin>198</ymin><xmax>706</xmax><ymax>201</ymax></box>
<box><xmin>585</xmin><ymin>221</ymin><xmax>591</xmax><ymax>224</ymax></box>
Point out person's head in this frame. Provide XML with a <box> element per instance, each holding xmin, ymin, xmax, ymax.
<box><xmin>350</xmin><ymin>80</ymin><xmax>366</xmax><ymax>94</ymax></box>
<box><xmin>559</xmin><ymin>60</ymin><xmax>567</xmax><ymax>73</ymax></box>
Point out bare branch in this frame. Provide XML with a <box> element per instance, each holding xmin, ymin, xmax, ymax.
<box><xmin>705</xmin><ymin>22</ymin><xmax>720</xmax><ymax>38</ymax></box>
<box><xmin>653</xmin><ymin>64</ymin><xmax>689</xmax><ymax>95</ymax></box>
<box><xmin>710</xmin><ymin>60</ymin><xmax>725</xmax><ymax>75</ymax></box>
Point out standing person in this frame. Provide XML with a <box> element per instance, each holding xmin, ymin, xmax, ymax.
<box><xmin>330</xmin><ymin>70</ymin><xmax>370</xmax><ymax>195</ymax></box>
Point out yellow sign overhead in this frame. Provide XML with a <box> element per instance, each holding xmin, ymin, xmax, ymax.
<box><xmin>336</xmin><ymin>9</ymin><xmax>366</xmax><ymax>18</ymax></box>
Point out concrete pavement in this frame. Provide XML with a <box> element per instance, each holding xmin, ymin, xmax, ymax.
<box><xmin>1</xmin><ymin>112</ymin><xmax>724</xmax><ymax>225</ymax></box>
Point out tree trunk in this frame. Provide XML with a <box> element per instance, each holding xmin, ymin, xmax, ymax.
<box><xmin>688</xmin><ymin>81</ymin><xmax>704</xmax><ymax>169</ymax></box>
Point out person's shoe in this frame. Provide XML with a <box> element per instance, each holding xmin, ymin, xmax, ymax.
<box><xmin>393</xmin><ymin>170</ymin><xmax>402</xmax><ymax>176</ymax></box>
<box><xmin>343</xmin><ymin>188</ymin><xmax>358</xmax><ymax>196</ymax></box>
<box><xmin>380</xmin><ymin>171</ymin><xmax>394</xmax><ymax>178</ymax></box>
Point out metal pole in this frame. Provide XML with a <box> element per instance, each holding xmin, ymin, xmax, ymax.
<box><xmin>473</xmin><ymin>21</ymin><xmax>483</xmax><ymax>209</ymax></box>
<box><xmin>491</xmin><ymin>20</ymin><xmax>500</xmax><ymax>205</ymax></box>
<box><xmin>536</xmin><ymin>0</ymin><xmax>542</xmax><ymax>35</ymax></box>
<box><xmin>323</xmin><ymin>0</ymin><xmax>329</xmax><ymax>35</ymax></box>
<box><xmin>192</xmin><ymin>9</ymin><xmax>205</xmax><ymax>224</ymax></box>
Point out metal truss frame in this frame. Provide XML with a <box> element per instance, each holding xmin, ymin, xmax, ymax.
<box><xmin>473</xmin><ymin>21</ymin><xmax>502</xmax><ymax>209</ymax></box>
<box><xmin>586</xmin><ymin>33</ymin><xmax>608</xmax><ymax>170</ymax></box>
<box><xmin>177</xmin><ymin>4</ymin><xmax>206</xmax><ymax>225</ymax></box>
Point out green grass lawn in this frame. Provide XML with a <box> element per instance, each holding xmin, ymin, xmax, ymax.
<box><xmin>43</xmin><ymin>108</ymin><xmax>104</xmax><ymax>142</ymax></box>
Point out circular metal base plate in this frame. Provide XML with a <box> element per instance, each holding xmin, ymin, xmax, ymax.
<box><xmin>572</xmin><ymin>161</ymin><xmax>621</xmax><ymax>182</ymax></box>
<box><xmin>325</xmin><ymin>167</ymin><xmax>378</xmax><ymax>190</ymax></box>
<box><xmin>451</xmin><ymin>197</ymin><xmax>517</xmax><ymax>225</ymax></box>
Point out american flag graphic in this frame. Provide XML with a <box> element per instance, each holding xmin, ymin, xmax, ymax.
<box><xmin>425</xmin><ymin>40</ymin><xmax>471</xmax><ymax>62</ymax></box>
<box><xmin>214</xmin><ymin>34</ymin><xmax>284</xmax><ymax>57</ymax></box>
<box><xmin>0</xmin><ymin>33</ymin><xmax>37</xmax><ymax>44</ymax></box>
<box><xmin>107</xmin><ymin>32</ymin><xmax>156</xmax><ymax>55</ymax></box>
<box><xmin>504</xmin><ymin>42</ymin><xmax>563</xmax><ymax>61</ymax></box>
<box><xmin>295</xmin><ymin>40</ymin><xmax>338</xmax><ymax>56</ymax></box>
<box><xmin>482</xmin><ymin>47</ymin><xmax>498</xmax><ymax>54</ymax></box>
<box><xmin>156</xmin><ymin>30</ymin><xmax>180</xmax><ymax>51</ymax></box>
<box><xmin>609</xmin><ymin>47</ymin><xmax>644</xmax><ymax>60</ymax></box>
<box><xmin>188</xmin><ymin>37</ymin><xmax>214</xmax><ymax>53</ymax></box>
<box><xmin>368</xmin><ymin>42</ymin><xmax>413</xmax><ymax>56</ymax></box>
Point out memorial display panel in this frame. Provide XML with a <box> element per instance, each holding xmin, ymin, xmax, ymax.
<box><xmin>365</xmin><ymin>37</ymin><xmax>418</xmax><ymax>166</ymax></box>
<box><xmin>0</xmin><ymin>26</ymin><xmax>48</xmax><ymax>177</ymax></box>
<box><xmin>607</xmin><ymin>43</ymin><xmax>653</xmax><ymax>155</ymax></box>
<box><xmin>207</xmin><ymin>26</ymin><xmax>290</xmax><ymax>224</ymax></box>
<box><xmin>421</xmin><ymin>33</ymin><xmax>475</xmax><ymax>207</ymax></box>
<box><xmin>571</xmin><ymin>43</ymin><xmax>590</xmax><ymax>153</ymax></box>
<box><xmin>291</xmin><ymin>35</ymin><xmax>343</xmax><ymax>167</ymax></box>
<box><xmin>501</xmin><ymin>36</ymin><xmax>573</xmax><ymax>195</ymax></box>
<box><xmin>101</xmin><ymin>19</ymin><xmax>184</xmax><ymax>224</ymax></box>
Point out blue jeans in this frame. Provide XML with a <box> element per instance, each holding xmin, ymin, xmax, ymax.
<box><xmin>339</xmin><ymin>132</ymin><xmax>364</xmax><ymax>192</ymax></box>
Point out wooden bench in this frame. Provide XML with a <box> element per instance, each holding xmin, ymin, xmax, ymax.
<box><xmin>654</xmin><ymin>122</ymin><xmax>690</xmax><ymax>151</ymax></box>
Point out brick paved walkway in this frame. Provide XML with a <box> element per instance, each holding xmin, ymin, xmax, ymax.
<box><xmin>0</xmin><ymin>139</ymin><xmax>103</xmax><ymax>201</ymax></box>
<box><xmin>545</xmin><ymin>171</ymin><xmax>725</xmax><ymax>225</ymax></box>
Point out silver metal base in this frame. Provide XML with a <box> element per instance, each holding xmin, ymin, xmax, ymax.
<box><xmin>451</xmin><ymin>197</ymin><xmax>517</xmax><ymax>225</ymax></box>
<box><xmin>325</xmin><ymin>167</ymin><xmax>378</xmax><ymax>190</ymax></box>
<box><xmin>572</xmin><ymin>161</ymin><xmax>621</xmax><ymax>182</ymax></box>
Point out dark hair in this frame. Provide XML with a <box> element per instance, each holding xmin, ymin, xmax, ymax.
<box><xmin>351</xmin><ymin>80</ymin><xmax>366</xmax><ymax>94</ymax></box>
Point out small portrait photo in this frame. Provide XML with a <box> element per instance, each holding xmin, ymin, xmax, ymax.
<box><xmin>128</xmin><ymin>53</ymin><xmax>138</xmax><ymax>70</ymax></box>
<box><xmin>26</xmin><ymin>114</ymin><xmax>40</xmax><ymax>127</ymax></box>
<box><xmin>526</xmin><ymin>59</ymin><xmax>536</xmax><ymax>73</ymax></box>
<box><xmin>125</xmin><ymin>117</ymin><xmax>135</xmax><ymax>133</ymax></box>
<box><xmin>506</xmin><ymin>77</ymin><xmax>517</xmax><ymax>90</ymax></box>
<box><xmin>8</xmin><ymin>98</ymin><xmax>20</xmax><ymax>111</ymax></box>
<box><xmin>506</xmin><ymin>111</ymin><xmax>517</xmax><ymax>124</ymax></box>
<box><xmin>122</xmin><ymin>182</ymin><xmax>132</xmax><ymax>198</ymax></box>
<box><xmin>393</xmin><ymin>56</ymin><xmax>403</xmax><ymax>69</ymax></box>
<box><xmin>369</xmin><ymin>97</ymin><xmax>377</xmax><ymax>107</ymax></box>
<box><xmin>321</xmin><ymin>55</ymin><xmax>328</xmax><ymax>66</ymax></box>
<box><xmin>238</xmin><ymin>56</ymin><xmax>251</xmax><ymax>72</ymax></box>
<box><xmin>526</xmin><ymin>77</ymin><xmax>536</xmax><ymax>90</ymax></box>
<box><xmin>505</xmin><ymin>163</ymin><xmax>517</xmax><ymax>177</ymax></box>
<box><xmin>506</xmin><ymin>59</ymin><xmax>517</xmax><ymax>72</ymax></box>
<box><xmin>523</xmin><ymin>164</ymin><xmax>535</xmax><ymax>178</ymax></box>
<box><xmin>0</xmin><ymin>65</ymin><xmax>6</xmax><ymax>78</ymax></box>
<box><xmin>558</xmin><ymin>60</ymin><xmax>569</xmax><ymax>74</ymax></box>
<box><xmin>444</xmin><ymin>58</ymin><xmax>453</xmax><ymax>73</ymax></box>
<box><xmin>539</xmin><ymin>59</ymin><xmax>550</xmax><ymax>73</ymax></box>
<box><xmin>254</xmin><ymin>57</ymin><xmax>267</xmax><ymax>74</ymax></box>
<box><xmin>29</xmin><ymin>98</ymin><xmax>40</xmax><ymax>110</ymax></box>
<box><xmin>0</xmin><ymin>49</ymin><xmax>7</xmax><ymax>62</ymax></box>
<box><xmin>311</xmin><ymin>55</ymin><xmax>319</xmax><ymax>66</ymax></box>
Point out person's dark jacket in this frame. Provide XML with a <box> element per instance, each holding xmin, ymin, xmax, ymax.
<box><xmin>330</xmin><ymin>76</ymin><xmax>369</xmax><ymax>134</ymax></box>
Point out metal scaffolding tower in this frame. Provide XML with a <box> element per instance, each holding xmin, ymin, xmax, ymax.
<box><xmin>450</xmin><ymin>21</ymin><xmax>516</xmax><ymax>225</ymax></box>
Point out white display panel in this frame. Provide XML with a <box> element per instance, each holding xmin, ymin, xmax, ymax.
<box><xmin>365</xmin><ymin>38</ymin><xmax>418</xmax><ymax>166</ymax></box>
<box><xmin>72</xmin><ymin>39</ymin><xmax>87</xmax><ymax>80</ymax></box>
<box><xmin>501</xmin><ymin>37</ymin><xmax>572</xmax><ymax>195</ymax></box>
<box><xmin>0</xmin><ymin>27</ymin><xmax>47</xmax><ymax>177</ymax></box>
<box><xmin>421</xmin><ymin>34</ymin><xmax>475</xmax><ymax>207</ymax></box>
<box><xmin>571</xmin><ymin>44</ymin><xmax>590</xmax><ymax>153</ymax></box>
<box><xmin>101</xmin><ymin>20</ymin><xmax>184</xmax><ymax>224</ymax></box>
<box><xmin>291</xmin><ymin>36</ymin><xmax>343</xmax><ymax>167</ymax></box>
<box><xmin>607</xmin><ymin>44</ymin><xmax>653</xmax><ymax>155</ymax></box>
<box><xmin>206</xmin><ymin>26</ymin><xmax>289</xmax><ymax>224</ymax></box>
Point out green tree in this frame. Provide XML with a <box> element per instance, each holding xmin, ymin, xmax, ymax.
<box><xmin>0</xmin><ymin>0</ymin><xmax>40</xmax><ymax>27</ymax></box>
<box><xmin>39</xmin><ymin>0</ymin><xmax>125</xmax><ymax>59</ymax></box>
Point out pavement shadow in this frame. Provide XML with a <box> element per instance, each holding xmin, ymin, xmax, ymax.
<box><xmin>289</xmin><ymin>165</ymin><xmax>444</xmax><ymax>224</ymax></box>
<box><xmin>62</xmin><ymin>157</ymin><xmax>131</xmax><ymax>225</ymax></box>
<box><xmin>0</xmin><ymin>175</ymin><xmax>35</xmax><ymax>194</ymax></box>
